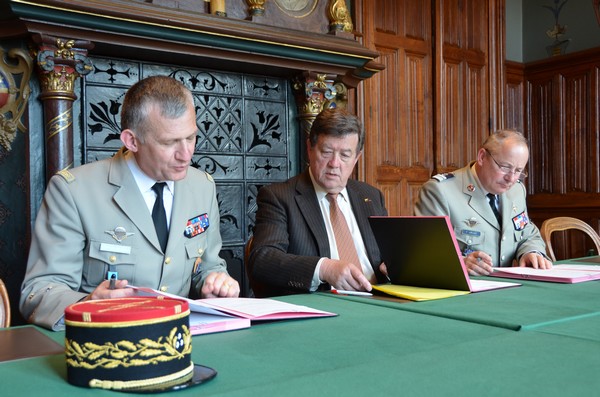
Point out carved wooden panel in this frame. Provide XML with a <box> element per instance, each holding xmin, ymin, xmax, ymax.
<box><xmin>524</xmin><ymin>48</ymin><xmax>600</xmax><ymax>260</ymax></box>
<box><xmin>435</xmin><ymin>0</ymin><xmax>490</xmax><ymax>174</ymax></box>
<box><xmin>80</xmin><ymin>56</ymin><xmax>298</xmax><ymax>296</ymax></box>
<box><xmin>505</xmin><ymin>61</ymin><xmax>525</xmax><ymax>132</ymax></box>
<box><xmin>359</xmin><ymin>0</ymin><xmax>433</xmax><ymax>215</ymax></box>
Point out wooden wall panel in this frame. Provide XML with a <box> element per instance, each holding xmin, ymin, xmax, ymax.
<box><xmin>359</xmin><ymin>0</ymin><xmax>432</xmax><ymax>215</ymax></box>
<box><xmin>435</xmin><ymin>0</ymin><xmax>490</xmax><ymax>174</ymax></box>
<box><xmin>358</xmin><ymin>0</ymin><xmax>502</xmax><ymax>215</ymax></box>
<box><xmin>524</xmin><ymin>48</ymin><xmax>600</xmax><ymax>259</ymax></box>
<box><xmin>505</xmin><ymin>61</ymin><xmax>524</xmax><ymax>132</ymax></box>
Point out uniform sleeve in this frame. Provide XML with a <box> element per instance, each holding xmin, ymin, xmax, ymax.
<box><xmin>20</xmin><ymin>175</ymin><xmax>89</xmax><ymax>330</ymax></box>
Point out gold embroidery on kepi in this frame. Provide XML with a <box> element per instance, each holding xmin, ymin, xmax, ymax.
<box><xmin>64</xmin><ymin>297</ymin><xmax>216</xmax><ymax>391</ymax></box>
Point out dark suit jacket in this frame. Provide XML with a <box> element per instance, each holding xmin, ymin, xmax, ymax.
<box><xmin>248</xmin><ymin>170</ymin><xmax>388</xmax><ymax>297</ymax></box>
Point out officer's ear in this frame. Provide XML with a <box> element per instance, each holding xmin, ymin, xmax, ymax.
<box><xmin>120</xmin><ymin>129</ymin><xmax>139</xmax><ymax>152</ymax></box>
<box><xmin>476</xmin><ymin>147</ymin><xmax>487</xmax><ymax>166</ymax></box>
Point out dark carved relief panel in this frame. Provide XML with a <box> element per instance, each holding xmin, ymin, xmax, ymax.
<box><xmin>80</xmin><ymin>57</ymin><xmax>298</xmax><ymax>296</ymax></box>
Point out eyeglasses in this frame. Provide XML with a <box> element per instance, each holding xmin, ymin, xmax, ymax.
<box><xmin>485</xmin><ymin>149</ymin><xmax>528</xmax><ymax>181</ymax></box>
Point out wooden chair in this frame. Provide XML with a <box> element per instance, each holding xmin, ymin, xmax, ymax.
<box><xmin>0</xmin><ymin>278</ymin><xmax>11</xmax><ymax>328</ymax></box>
<box><xmin>540</xmin><ymin>217</ymin><xmax>600</xmax><ymax>262</ymax></box>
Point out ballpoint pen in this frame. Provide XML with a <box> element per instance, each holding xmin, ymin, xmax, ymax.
<box><xmin>331</xmin><ymin>289</ymin><xmax>372</xmax><ymax>296</ymax></box>
<box><xmin>109</xmin><ymin>273</ymin><xmax>117</xmax><ymax>290</ymax></box>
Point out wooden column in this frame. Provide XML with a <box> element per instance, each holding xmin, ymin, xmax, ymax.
<box><xmin>33</xmin><ymin>34</ymin><xmax>93</xmax><ymax>182</ymax></box>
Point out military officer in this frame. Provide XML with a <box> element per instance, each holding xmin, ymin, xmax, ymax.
<box><xmin>21</xmin><ymin>76</ymin><xmax>239</xmax><ymax>330</ymax></box>
<box><xmin>415</xmin><ymin>129</ymin><xmax>553</xmax><ymax>275</ymax></box>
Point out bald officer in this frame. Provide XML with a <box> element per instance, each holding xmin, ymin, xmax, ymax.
<box><xmin>415</xmin><ymin>130</ymin><xmax>552</xmax><ymax>275</ymax></box>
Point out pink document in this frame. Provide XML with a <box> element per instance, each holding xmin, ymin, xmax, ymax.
<box><xmin>489</xmin><ymin>264</ymin><xmax>600</xmax><ymax>284</ymax></box>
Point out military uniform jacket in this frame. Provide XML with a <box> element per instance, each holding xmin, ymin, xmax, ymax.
<box><xmin>414</xmin><ymin>162</ymin><xmax>546</xmax><ymax>267</ymax></box>
<box><xmin>20</xmin><ymin>148</ymin><xmax>228</xmax><ymax>330</ymax></box>
<box><xmin>248</xmin><ymin>170</ymin><xmax>388</xmax><ymax>298</ymax></box>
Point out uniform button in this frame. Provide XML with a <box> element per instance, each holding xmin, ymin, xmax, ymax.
<box><xmin>467</xmin><ymin>239</ymin><xmax>472</xmax><ymax>244</ymax></box>
<box><xmin>501</xmin><ymin>255</ymin><xmax>505</xmax><ymax>261</ymax></box>
<box><xmin>165</xmin><ymin>257</ymin><xmax>171</xmax><ymax>265</ymax></box>
<box><xmin>160</xmin><ymin>286</ymin><xmax>168</xmax><ymax>292</ymax></box>
<box><xmin>502</xmin><ymin>236</ymin><xmax>506</xmax><ymax>241</ymax></box>
<box><xmin>109</xmin><ymin>255</ymin><xmax>116</xmax><ymax>263</ymax></box>
<box><xmin>198</xmin><ymin>248</ymin><xmax>204</xmax><ymax>255</ymax></box>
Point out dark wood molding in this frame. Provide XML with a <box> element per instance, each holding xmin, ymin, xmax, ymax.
<box><xmin>3</xmin><ymin>0</ymin><xmax>384</xmax><ymax>87</ymax></box>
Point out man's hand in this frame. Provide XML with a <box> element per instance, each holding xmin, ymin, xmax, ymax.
<box><xmin>465</xmin><ymin>251</ymin><xmax>494</xmax><ymax>276</ymax></box>
<box><xmin>517</xmin><ymin>252</ymin><xmax>553</xmax><ymax>269</ymax></box>
<box><xmin>86</xmin><ymin>279</ymin><xmax>136</xmax><ymax>301</ymax></box>
<box><xmin>201</xmin><ymin>272</ymin><xmax>240</xmax><ymax>298</ymax></box>
<box><xmin>320</xmin><ymin>258</ymin><xmax>372</xmax><ymax>291</ymax></box>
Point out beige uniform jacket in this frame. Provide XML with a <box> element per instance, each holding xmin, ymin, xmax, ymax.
<box><xmin>415</xmin><ymin>162</ymin><xmax>546</xmax><ymax>267</ymax></box>
<box><xmin>20</xmin><ymin>149</ymin><xmax>228</xmax><ymax>330</ymax></box>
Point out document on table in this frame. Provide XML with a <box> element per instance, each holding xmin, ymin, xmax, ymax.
<box><xmin>129</xmin><ymin>286</ymin><xmax>336</xmax><ymax>334</ymax></box>
<box><xmin>489</xmin><ymin>264</ymin><xmax>600</xmax><ymax>283</ymax></box>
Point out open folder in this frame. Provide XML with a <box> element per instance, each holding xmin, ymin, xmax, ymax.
<box><xmin>130</xmin><ymin>286</ymin><xmax>336</xmax><ymax>335</ymax></box>
<box><xmin>368</xmin><ymin>216</ymin><xmax>520</xmax><ymax>301</ymax></box>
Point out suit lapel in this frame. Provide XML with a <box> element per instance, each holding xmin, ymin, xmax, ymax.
<box><xmin>109</xmin><ymin>150</ymin><xmax>162</xmax><ymax>250</ymax></box>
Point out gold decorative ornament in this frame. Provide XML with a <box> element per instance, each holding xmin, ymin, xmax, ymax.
<box><xmin>0</xmin><ymin>47</ymin><xmax>33</xmax><ymax>152</ymax></box>
<box><xmin>36</xmin><ymin>36</ymin><xmax>93</xmax><ymax>99</ymax></box>
<box><xmin>247</xmin><ymin>0</ymin><xmax>266</xmax><ymax>16</ymax></box>
<box><xmin>327</xmin><ymin>0</ymin><xmax>353</xmax><ymax>32</ymax></box>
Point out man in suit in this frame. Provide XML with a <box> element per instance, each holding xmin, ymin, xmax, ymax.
<box><xmin>248</xmin><ymin>108</ymin><xmax>388</xmax><ymax>297</ymax></box>
<box><xmin>415</xmin><ymin>129</ymin><xmax>552</xmax><ymax>275</ymax></box>
<box><xmin>20</xmin><ymin>76</ymin><xmax>239</xmax><ymax>330</ymax></box>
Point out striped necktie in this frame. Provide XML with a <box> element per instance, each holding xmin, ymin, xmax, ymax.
<box><xmin>326</xmin><ymin>193</ymin><xmax>362</xmax><ymax>271</ymax></box>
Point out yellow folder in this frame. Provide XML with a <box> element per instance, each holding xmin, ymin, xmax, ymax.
<box><xmin>371</xmin><ymin>284</ymin><xmax>470</xmax><ymax>301</ymax></box>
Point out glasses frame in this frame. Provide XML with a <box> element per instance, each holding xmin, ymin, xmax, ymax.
<box><xmin>485</xmin><ymin>149</ymin><xmax>528</xmax><ymax>182</ymax></box>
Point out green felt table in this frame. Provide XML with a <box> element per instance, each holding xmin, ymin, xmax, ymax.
<box><xmin>327</xmin><ymin>271</ymin><xmax>600</xmax><ymax>331</ymax></box>
<box><xmin>2</xmin><ymin>293</ymin><xmax>600</xmax><ymax>396</ymax></box>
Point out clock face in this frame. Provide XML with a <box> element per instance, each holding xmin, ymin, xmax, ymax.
<box><xmin>274</xmin><ymin>0</ymin><xmax>318</xmax><ymax>18</ymax></box>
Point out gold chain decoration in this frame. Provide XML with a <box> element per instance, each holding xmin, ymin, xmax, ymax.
<box><xmin>66</xmin><ymin>325</ymin><xmax>191</xmax><ymax>369</ymax></box>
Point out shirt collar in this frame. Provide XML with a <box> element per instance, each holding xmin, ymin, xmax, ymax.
<box><xmin>308</xmin><ymin>168</ymin><xmax>350</xmax><ymax>203</ymax></box>
<box><xmin>124</xmin><ymin>150</ymin><xmax>174</xmax><ymax>194</ymax></box>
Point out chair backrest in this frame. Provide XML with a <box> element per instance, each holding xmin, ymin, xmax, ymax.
<box><xmin>0</xmin><ymin>278</ymin><xmax>11</xmax><ymax>328</ymax></box>
<box><xmin>244</xmin><ymin>235</ymin><xmax>257</xmax><ymax>298</ymax></box>
<box><xmin>540</xmin><ymin>216</ymin><xmax>600</xmax><ymax>261</ymax></box>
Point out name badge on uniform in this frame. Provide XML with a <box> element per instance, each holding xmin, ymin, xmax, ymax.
<box><xmin>512</xmin><ymin>211</ymin><xmax>529</xmax><ymax>231</ymax></box>
<box><xmin>184</xmin><ymin>213</ymin><xmax>210</xmax><ymax>238</ymax></box>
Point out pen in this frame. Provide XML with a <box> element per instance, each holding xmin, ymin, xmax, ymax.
<box><xmin>331</xmin><ymin>289</ymin><xmax>372</xmax><ymax>296</ymax></box>
<box><xmin>109</xmin><ymin>273</ymin><xmax>117</xmax><ymax>290</ymax></box>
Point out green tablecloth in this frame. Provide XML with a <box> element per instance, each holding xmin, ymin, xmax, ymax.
<box><xmin>328</xmin><ymin>278</ymin><xmax>600</xmax><ymax>330</ymax></box>
<box><xmin>2</xmin><ymin>293</ymin><xmax>599</xmax><ymax>396</ymax></box>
